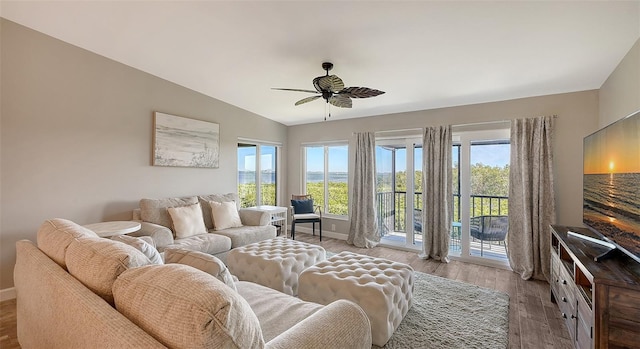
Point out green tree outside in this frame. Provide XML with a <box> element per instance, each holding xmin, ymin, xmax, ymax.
<box><xmin>239</xmin><ymin>162</ymin><xmax>508</xmax><ymax>225</ymax></box>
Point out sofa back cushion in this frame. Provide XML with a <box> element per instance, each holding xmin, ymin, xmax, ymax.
<box><xmin>66</xmin><ymin>237</ymin><xmax>152</xmax><ymax>304</ymax></box>
<box><xmin>113</xmin><ymin>264</ymin><xmax>264</xmax><ymax>349</ymax></box>
<box><xmin>139</xmin><ymin>196</ymin><xmax>198</xmax><ymax>230</ymax></box>
<box><xmin>198</xmin><ymin>193</ymin><xmax>239</xmax><ymax>230</ymax></box>
<box><xmin>36</xmin><ymin>218</ymin><xmax>98</xmax><ymax>269</ymax></box>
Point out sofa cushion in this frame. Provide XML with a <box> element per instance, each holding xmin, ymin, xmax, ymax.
<box><xmin>164</xmin><ymin>248</ymin><xmax>236</xmax><ymax>291</ymax></box>
<box><xmin>199</xmin><ymin>193</ymin><xmax>239</xmax><ymax>230</ymax></box>
<box><xmin>36</xmin><ymin>218</ymin><xmax>99</xmax><ymax>269</ymax></box>
<box><xmin>167</xmin><ymin>202</ymin><xmax>208</xmax><ymax>239</ymax></box>
<box><xmin>113</xmin><ymin>264</ymin><xmax>264</xmax><ymax>349</ymax></box>
<box><xmin>210</xmin><ymin>225</ymin><xmax>277</xmax><ymax>248</ymax></box>
<box><xmin>66</xmin><ymin>237</ymin><xmax>152</xmax><ymax>304</ymax></box>
<box><xmin>164</xmin><ymin>233</ymin><xmax>232</xmax><ymax>255</ymax></box>
<box><xmin>236</xmin><ymin>281</ymin><xmax>323</xmax><ymax>343</ymax></box>
<box><xmin>211</xmin><ymin>201</ymin><xmax>243</xmax><ymax>230</ymax></box>
<box><xmin>139</xmin><ymin>196</ymin><xmax>198</xmax><ymax>230</ymax></box>
<box><xmin>111</xmin><ymin>235</ymin><xmax>163</xmax><ymax>265</ymax></box>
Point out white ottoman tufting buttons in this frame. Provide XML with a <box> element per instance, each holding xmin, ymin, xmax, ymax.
<box><xmin>298</xmin><ymin>251</ymin><xmax>414</xmax><ymax>346</ymax></box>
<box><xmin>227</xmin><ymin>238</ymin><xmax>326</xmax><ymax>296</ymax></box>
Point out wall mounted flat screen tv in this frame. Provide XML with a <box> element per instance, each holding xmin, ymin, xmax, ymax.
<box><xmin>583</xmin><ymin>109</ymin><xmax>640</xmax><ymax>263</ymax></box>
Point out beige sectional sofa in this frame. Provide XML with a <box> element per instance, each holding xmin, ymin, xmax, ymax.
<box><xmin>14</xmin><ymin>218</ymin><xmax>372</xmax><ymax>349</ymax></box>
<box><xmin>131</xmin><ymin>193</ymin><xmax>277</xmax><ymax>259</ymax></box>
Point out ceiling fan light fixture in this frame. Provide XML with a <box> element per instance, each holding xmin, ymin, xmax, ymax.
<box><xmin>272</xmin><ymin>62</ymin><xmax>385</xmax><ymax>119</ymax></box>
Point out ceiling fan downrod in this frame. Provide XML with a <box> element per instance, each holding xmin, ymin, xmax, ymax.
<box><xmin>322</xmin><ymin>62</ymin><xmax>333</xmax><ymax>75</ymax></box>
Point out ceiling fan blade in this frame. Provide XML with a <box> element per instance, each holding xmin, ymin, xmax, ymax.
<box><xmin>339</xmin><ymin>87</ymin><xmax>385</xmax><ymax>98</ymax></box>
<box><xmin>313</xmin><ymin>75</ymin><xmax>345</xmax><ymax>93</ymax></box>
<box><xmin>295</xmin><ymin>95</ymin><xmax>322</xmax><ymax>106</ymax></box>
<box><xmin>272</xmin><ymin>88</ymin><xmax>319</xmax><ymax>93</ymax></box>
<box><xmin>329</xmin><ymin>95</ymin><xmax>352</xmax><ymax>108</ymax></box>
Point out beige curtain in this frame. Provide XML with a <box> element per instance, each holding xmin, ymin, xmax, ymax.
<box><xmin>420</xmin><ymin>126</ymin><xmax>452</xmax><ymax>262</ymax></box>
<box><xmin>348</xmin><ymin>132</ymin><xmax>380</xmax><ymax>248</ymax></box>
<box><xmin>508</xmin><ymin>116</ymin><xmax>556</xmax><ymax>281</ymax></box>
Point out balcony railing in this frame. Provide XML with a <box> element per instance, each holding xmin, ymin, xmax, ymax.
<box><xmin>376</xmin><ymin>191</ymin><xmax>509</xmax><ymax>242</ymax></box>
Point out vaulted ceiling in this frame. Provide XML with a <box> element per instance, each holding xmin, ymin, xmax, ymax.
<box><xmin>2</xmin><ymin>1</ymin><xmax>639</xmax><ymax>125</ymax></box>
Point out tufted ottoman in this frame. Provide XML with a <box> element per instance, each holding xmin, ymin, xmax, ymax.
<box><xmin>226</xmin><ymin>238</ymin><xmax>325</xmax><ymax>296</ymax></box>
<box><xmin>298</xmin><ymin>251</ymin><xmax>414</xmax><ymax>346</ymax></box>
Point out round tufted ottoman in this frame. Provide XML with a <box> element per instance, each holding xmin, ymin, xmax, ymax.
<box><xmin>226</xmin><ymin>238</ymin><xmax>326</xmax><ymax>296</ymax></box>
<box><xmin>298</xmin><ymin>251</ymin><xmax>414</xmax><ymax>346</ymax></box>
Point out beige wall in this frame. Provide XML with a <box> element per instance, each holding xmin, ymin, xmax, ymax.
<box><xmin>0</xmin><ymin>19</ymin><xmax>287</xmax><ymax>290</ymax></box>
<box><xmin>288</xmin><ymin>91</ymin><xmax>600</xmax><ymax>238</ymax></box>
<box><xmin>599</xmin><ymin>38</ymin><xmax>640</xmax><ymax>126</ymax></box>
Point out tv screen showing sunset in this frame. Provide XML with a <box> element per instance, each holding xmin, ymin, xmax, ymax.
<box><xmin>583</xmin><ymin>111</ymin><xmax>640</xmax><ymax>262</ymax></box>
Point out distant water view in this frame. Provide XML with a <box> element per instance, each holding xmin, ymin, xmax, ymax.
<box><xmin>583</xmin><ymin>173</ymin><xmax>640</xmax><ymax>257</ymax></box>
<box><xmin>238</xmin><ymin>171</ymin><xmax>349</xmax><ymax>184</ymax></box>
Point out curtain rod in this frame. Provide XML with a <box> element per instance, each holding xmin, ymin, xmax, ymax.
<box><xmin>351</xmin><ymin>116</ymin><xmax>559</xmax><ymax>134</ymax></box>
<box><xmin>352</xmin><ymin>128</ymin><xmax>423</xmax><ymax>135</ymax></box>
<box><xmin>453</xmin><ymin>115</ymin><xmax>558</xmax><ymax>128</ymax></box>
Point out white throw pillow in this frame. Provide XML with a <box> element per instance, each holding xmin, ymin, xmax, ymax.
<box><xmin>167</xmin><ymin>203</ymin><xmax>208</xmax><ymax>239</ymax></box>
<box><xmin>210</xmin><ymin>201</ymin><xmax>243</xmax><ymax>231</ymax></box>
<box><xmin>111</xmin><ymin>235</ymin><xmax>163</xmax><ymax>265</ymax></box>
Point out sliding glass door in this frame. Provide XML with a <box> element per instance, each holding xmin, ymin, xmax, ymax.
<box><xmin>452</xmin><ymin>129</ymin><xmax>510</xmax><ymax>266</ymax></box>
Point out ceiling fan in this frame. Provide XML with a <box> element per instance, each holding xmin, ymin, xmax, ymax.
<box><xmin>273</xmin><ymin>62</ymin><xmax>385</xmax><ymax>113</ymax></box>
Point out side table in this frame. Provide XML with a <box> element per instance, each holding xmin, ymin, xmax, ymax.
<box><xmin>83</xmin><ymin>221</ymin><xmax>141</xmax><ymax>238</ymax></box>
<box><xmin>247</xmin><ymin>205</ymin><xmax>288</xmax><ymax>238</ymax></box>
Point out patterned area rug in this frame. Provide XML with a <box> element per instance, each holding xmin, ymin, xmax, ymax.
<box><xmin>375</xmin><ymin>271</ymin><xmax>509</xmax><ymax>349</ymax></box>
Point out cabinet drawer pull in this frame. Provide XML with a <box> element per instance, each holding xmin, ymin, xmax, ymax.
<box><xmin>562</xmin><ymin>313</ymin><xmax>567</xmax><ymax>319</ymax></box>
<box><xmin>561</xmin><ymin>297</ymin><xmax>567</xmax><ymax>302</ymax></box>
<box><xmin>562</xmin><ymin>280</ymin><xmax>567</xmax><ymax>285</ymax></box>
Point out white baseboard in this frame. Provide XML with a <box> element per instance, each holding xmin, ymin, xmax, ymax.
<box><xmin>0</xmin><ymin>287</ymin><xmax>16</xmax><ymax>301</ymax></box>
<box><xmin>289</xmin><ymin>226</ymin><xmax>347</xmax><ymax>241</ymax></box>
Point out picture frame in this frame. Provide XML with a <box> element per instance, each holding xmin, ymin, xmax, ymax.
<box><xmin>153</xmin><ymin>112</ymin><xmax>219</xmax><ymax>168</ymax></box>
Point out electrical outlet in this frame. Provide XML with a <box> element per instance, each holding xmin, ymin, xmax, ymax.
<box><xmin>331</xmin><ymin>224</ymin><xmax>336</xmax><ymax>231</ymax></box>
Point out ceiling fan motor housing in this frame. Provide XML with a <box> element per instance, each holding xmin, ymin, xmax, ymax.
<box><xmin>273</xmin><ymin>61</ymin><xmax>384</xmax><ymax>111</ymax></box>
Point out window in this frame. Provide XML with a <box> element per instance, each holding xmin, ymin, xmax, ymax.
<box><xmin>303</xmin><ymin>144</ymin><xmax>348</xmax><ymax>217</ymax></box>
<box><xmin>238</xmin><ymin>142</ymin><xmax>279</xmax><ymax>208</ymax></box>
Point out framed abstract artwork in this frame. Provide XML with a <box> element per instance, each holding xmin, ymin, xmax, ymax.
<box><xmin>153</xmin><ymin>112</ymin><xmax>219</xmax><ymax>168</ymax></box>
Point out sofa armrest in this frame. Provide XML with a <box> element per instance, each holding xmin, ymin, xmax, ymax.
<box><xmin>238</xmin><ymin>209</ymin><xmax>270</xmax><ymax>226</ymax></box>
<box><xmin>266</xmin><ymin>300</ymin><xmax>372</xmax><ymax>349</ymax></box>
<box><xmin>128</xmin><ymin>222</ymin><xmax>174</xmax><ymax>251</ymax></box>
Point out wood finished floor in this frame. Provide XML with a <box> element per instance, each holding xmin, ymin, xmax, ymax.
<box><xmin>0</xmin><ymin>234</ymin><xmax>572</xmax><ymax>349</ymax></box>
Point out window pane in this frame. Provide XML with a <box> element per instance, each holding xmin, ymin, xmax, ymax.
<box><xmin>376</xmin><ymin>146</ymin><xmax>394</xmax><ymax>236</ymax></box>
<box><xmin>452</xmin><ymin>145</ymin><xmax>461</xmax><ymax>222</ymax></box>
<box><xmin>414</xmin><ymin>146</ymin><xmax>423</xmax><ymax>207</ymax></box>
<box><xmin>238</xmin><ymin>144</ymin><xmax>257</xmax><ymax>207</ymax></box>
<box><xmin>305</xmin><ymin>147</ymin><xmax>325</xmax><ymax>210</ymax></box>
<box><xmin>260</xmin><ymin>145</ymin><xmax>277</xmax><ymax>206</ymax></box>
<box><xmin>327</xmin><ymin>145</ymin><xmax>348</xmax><ymax>215</ymax></box>
<box><xmin>469</xmin><ymin>142</ymin><xmax>510</xmax><ymax>217</ymax></box>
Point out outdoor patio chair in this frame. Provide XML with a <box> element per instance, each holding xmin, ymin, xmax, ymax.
<box><xmin>469</xmin><ymin>215</ymin><xmax>508</xmax><ymax>256</ymax></box>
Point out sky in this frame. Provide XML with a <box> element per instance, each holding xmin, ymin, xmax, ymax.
<box><xmin>304</xmin><ymin>143</ymin><xmax>510</xmax><ymax>173</ymax></box>
<box><xmin>583</xmin><ymin>113</ymin><xmax>640</xmax><ymax>174</ymax></box>
<box><xmin>237</xmin><ymin>145</ymin><xmax>277</xmax><ymax>171</ymax></box>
